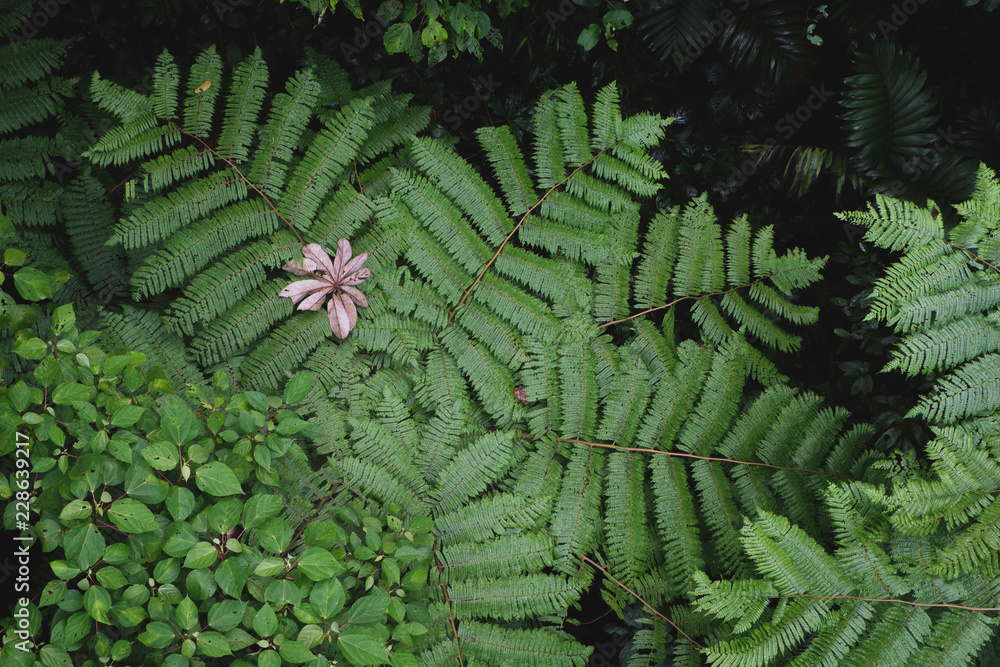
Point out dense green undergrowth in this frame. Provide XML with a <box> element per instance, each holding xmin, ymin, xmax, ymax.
<box><xmin>0</xmin><ymin>219</ymin><xmax>436</xmax><ymax>666</ymax></box>
<box><xmin>3</xmin><ymin>16</ymin><xmax>1000</xmax><ymax>667</ymax></box>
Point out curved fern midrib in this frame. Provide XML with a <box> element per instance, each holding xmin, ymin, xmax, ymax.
<box><xmin>447</xmin><ymin>144</ymin><xmax>616</xmax><ymax>325</ymax></box>
<box><xmin>134</xmin><ymin>201</ymin><xmax>278</xmax><ymax>297</ymax></box>
<box><xmin>283</xmin><ymin>103</ymin><xmax>373</xmax><ymax>230</ymax></box>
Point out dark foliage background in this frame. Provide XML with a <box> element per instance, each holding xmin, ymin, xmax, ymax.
<box><xmin>7</xmin><ymin>0</ymin><xmax>1000</xmax><ymax>662</ymax></box>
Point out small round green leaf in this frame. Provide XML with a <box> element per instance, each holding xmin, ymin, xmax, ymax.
<box><xmin>107</xmin><ymin>498</ymin><xmax>158</xmax><ymax>533</ymax></box>
<box><xmin>338</xmin><ymin>628</ymin><xmax>390</xmax><ymax>666</ymax></box>
<box><xmin>195</xmin><ymin>461</ymin><xmax>243</xmax><ymax>496</ymax></box>
<box><xmin>253</xmin><ymin>603</ymin><xmax>278</xmax><ymax>637</ymax></box>
<box><xmin>83</xmin><ymin>585</ymin><xmax>111</xmax><ymax>623</ymax></box>
<box><xmin>13</xmin><ymin>266</ymin><xmax>53</xmax><ymax>301</ymax></box>
<box><xmin>183</xmin><ymin>541</ymin><xmax>218</xmax><ymax>569</ymax></box>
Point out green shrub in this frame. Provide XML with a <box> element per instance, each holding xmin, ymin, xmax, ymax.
<box><xmin>0</xmin><ymin>230</ymin><xmax>435</xmax><ymax>667</ymax></box>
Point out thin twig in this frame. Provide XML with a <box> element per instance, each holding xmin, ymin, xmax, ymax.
<box><xmin>180</xmin><ymin>126</ymin><xmax>306</xmax><ymax>245</ymax></box>
<box><xmin>433</xmin><ymin>548</ymin><xmax>465</xmax><ymax>666</ymax></box>
<box><xmin>600</xmin><ymin>281</ymin><xmax>763</xmax><ymax>328</ymax></box>
<box><xmin>556</xmin><ymin>437</ymin><xmax>845</xmax><ymax>478</ymax></box>
<box><xmin>778</xmin><ymin>594</ymin><xmax>1000</xmax><ymax>613</ymax></box>
<box><xmin>581</xmin><ymin>554</ymin><xmax>704</xmax><ymax>648</ymax></box>
<box><xmin>448</xmin><ymin>147</ymin><xmax>614</xmax><ymax>326</ymax></box>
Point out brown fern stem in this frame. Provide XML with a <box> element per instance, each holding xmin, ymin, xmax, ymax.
<box><xmin>433</xmin><ymin>544</ymin><xmax>466</xmax><ymax>666</ymax></box>
<box><xmin>777</xmin><ymin>594</ymin><xmax>999</xmax><ymax>612</ymax></box>
<box><xmin>447</xmin><ymin>147</ymin><xmax>614</xmax><ymax>327</ymax></box>
<box><xmin>581</xmin><ymin>554</ymin><xmax>704</xmax><ymax>648</ymax></box>
<box><xmin>549</xmin><ymin>436</ymin><xmax>846</xmax><ymax>478</ymax></box>
<box><xmin>599</xmin><ymin>280</ymin><xmax>765</xmax><ymax>328</ymax></box>
<box><xmin>178</xmin><ymin>124</ymin><xmax>306</xmax><ymax>245</ymax></box>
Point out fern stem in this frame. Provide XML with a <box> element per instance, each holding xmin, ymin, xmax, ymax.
<box><xmin>777</xmin><ymin>594</ymin><xmax>999</xmax><ymax>613</ymax></box>
<box><xmin>553</xmin><ymin>437</ymin><xmax>846</xmax><ymax>478</ymax></box>
<box><xmin>580</xmin><ymin>554</ymin><xmax>704</xmax><ymax>648</ymax></box>
<box><xmin>599</xmin><ymin>280</ymin><xmax>765</xmax><ymax>328</ymax></box>
<box><xmin>447</xmin><ymin>146</ymin><xmax>613</xmax><ymax>326</ymax></box>
<box><xmin>178</xmin><ymin>125</ymin><xmax>307</xmax><ymax>245</ymax></box>
<box><xmin>433</xmin><ymin>549</ymin><xmax>466</xmax><ymax>667</ymax></box>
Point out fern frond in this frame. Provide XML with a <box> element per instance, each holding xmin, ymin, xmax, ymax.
<box><xmin>532</xmin><ymin>91</ymin><xmax>566</xmax><ymax>189</ymax></box>
<box><xmin>89</xmin><ymin>73</ymin><xmax>154</xmax><ymax>122</ymax></box>
<box><xmin>0</xmin><ymin>136</ymin><xmax>50</xmax><ymax>181</ymax></box>
<box><xmin>0</xmin><ymin>37</ymin><xmax>67</xmax><ymax>89</ymax></box>
<box><xmin>551</xmin><ymin>445</ymin><xmax>604</xmax><ymax>571</ymax></box>
<box><xmin>334</xmin><ymin>456</ymin><xmax>425</xmax><ymax>515</ymax></box>
<box><xmin>110</xmin><ymin>169</ymin><xmax>247</xmax><ymax>248</ymax></box>
<box><xmin>167</xmin><ymin>234</ymin><xmax>297</xmax><ymax>335</ymax></box>
<box><xmin>458</xmin><ymin>621</ymin><xmax>592</xmax><ymax>667</ymax></box>
<box><xmin>907</xmin><ymin>353</ymin><xmax>1000</xmax><ymax>425</ymax></box>
<box><xmin>189</xmin><ymin>280</ymin><xmax>292</xmax><ymax>366</ymax></box>
<box><xmin>476</xmin><ymin>124</ymin><xmax>536</xmax><ymax>217</ymax></box>
<box><xmin>431</xmin><ymin>430</ymin><xmax>515</xmax><ymax>513</ymax></box>
<box><xmin>239</xmin><ymin>310</ymin><xmax>336</xmax><ymax>391</ymax></box>
<box><xmin>182</xmin><ymin>46</ymin><xmax>223</xmax><ymax>138</ymax></box>
<box><xmin>449</xmin><ymin>573</ymin><xmax>581</xmax><ymax>621</ymax></box>
<box><xmin>100</xmin><ymin>306</ymin><xmax>203</xmax><ymax>388</ymax></box>
<box><xmin>604</xmin><ymin>451</ymin><xmax>651</xmax><ymax>593</ymax></box>
<box><xmin>217</xmin><ymin>48</ymin><xmax>268</xmax><ymax>163</ymax></box>
<box><xmin>788</xmin><ymin>599</ymin><xmax>874</xmax><ymax>667</ymax></box>
<box><xmin>62</xmin><ymin>174</ymin><xmax>127</xmax><ymax>298</ymax></box>
<box><xmin>131</xmin><ymin>198</ymin><xmax>281</xmax><ymax>298</ymax></box>
<box><xmin>493</xmin><ymin>248</ymin><xmax>591</xmax><ymax>318</ymax></box>
<box><xmin>559</xmin><ymin>333</ymin><xmax>601</xmax><ymax>441</ymax></box>
<box><xmin>883</xmin><ymin>315</ymin><xmax>1000</xmax><ymax>377</ymax></box>
<box><xmin>840</xmin><ymin>606</ymin><xmax>931</xmax><ymax>667</ymax></box>
<box><xmin>433</xmin><ymin>493</ymin><xmax>550</xmax><ymax>544</ymax></box>
<box><xmin>634</xmin><ymin>208</ymin><xmax>680</xmax><ymax>311</ymax></box>
<box><xmin>394</xmin><ymin>170</ymin><xmax>491</xmax><ymax>275</ymax></box>
<box><xmin>439</xmin><ymin>326</ymin><xmax>518</xmax><ymax>428</ymax></box>
<box><xmin>140</xmin><ymin>146</ymin><xmax>215</xmax><ymax>192</ymax></box>
<box><xmin>282</xmin><ymin>96</ymin><xmax>374</xmax><ymax>229</ymax></box>
<box><xmin>247</xmin><ymin>69</ymin><xmax>320</xmax><ymax>197</ymax></box>
<box><xmin>742</xmin><ymin>511</ymin><xmax>852</xmax><ymax>596</ymax></box>
<box><xmin>86</xmin><ymin>117</ymin><xmax>181</xmax><ymax>168</ymax></box>
<box><xmin>910</xmin><ymin>610</ymin><xmax>993</xmax><ymax>667</ymax></box>
<box><xmin>151</xmin><ymin>49</ymin><xmax>179</xmax><ymax>119</ymax></box>
<box><xmin>440</xmin><ymin>533</ymin><xmax>554</xmax><ymax>580</ymax></box>
<box><xmin>702</xmin><ymin>597</ymin><xmax>828</xmax><ymax>667</ymax></box>
<box><xmin>348</xmin><ymin>412</ymin><xmax>428</xmax><ymax>500</ymax></box>
<box><xmin>408</xmin><ymin>136</ymin><xmax>511</xmax><ymax>245</ymax></box>
<box><xmin>597</xmin><ymin>349</ymin><xmax>652</xmax><ymax>446</ymax></box>
<box><xmin>634</xmin><ymin>341</ymin><xmax>713</xmax><ymax>451</ymax></box>
<box><xmin>679</xmin><ymin>349</ymin><xmax>746</xmax><ymax>455</ymax></box>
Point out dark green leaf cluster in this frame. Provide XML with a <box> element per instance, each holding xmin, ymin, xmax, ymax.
<box><xmin>0</xmin><ymin>253</ymin><xmax>436</xmax><ymax>667</ymax></box>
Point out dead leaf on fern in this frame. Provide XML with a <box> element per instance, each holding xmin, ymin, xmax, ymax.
<box><xmin>279</xmin><ymin>239</ymin><xmax>370</xmax><ymax>339</ymax></box>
